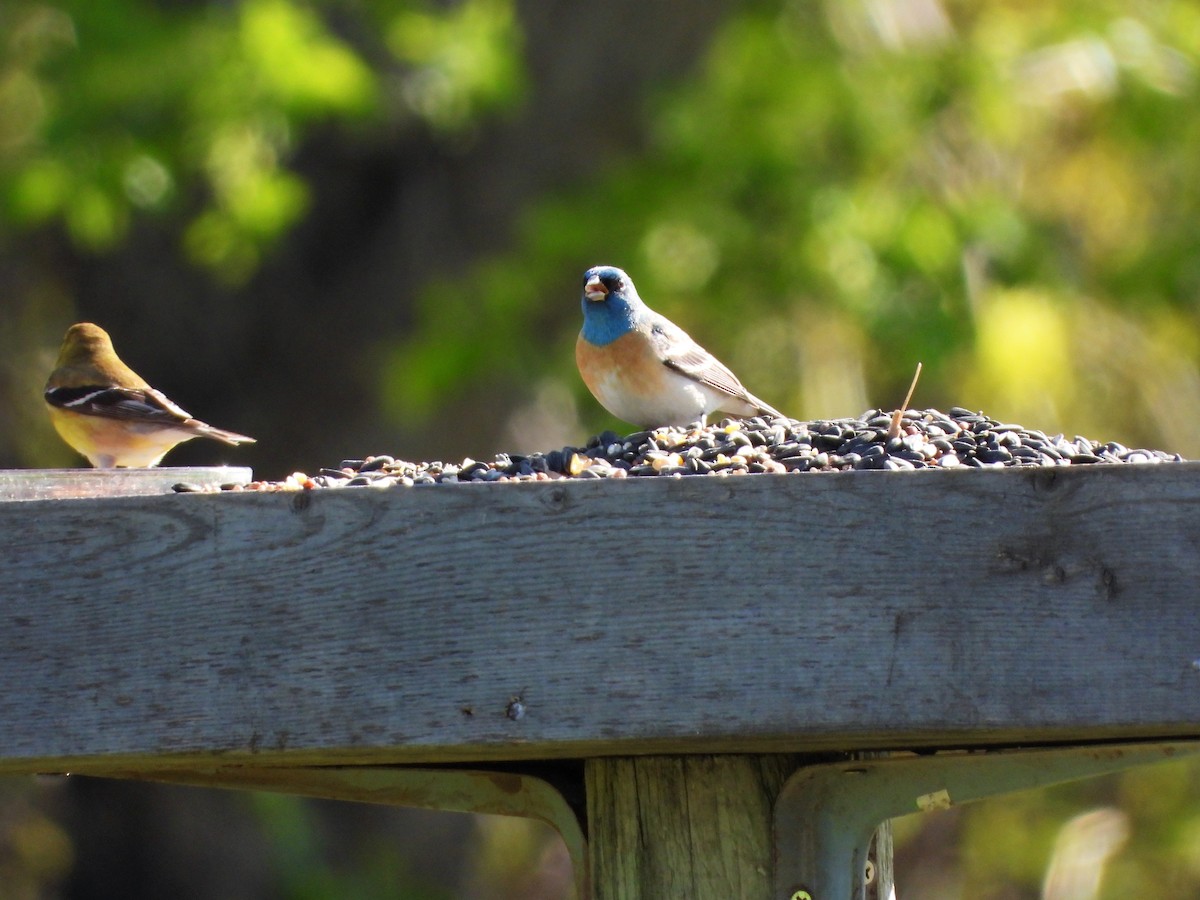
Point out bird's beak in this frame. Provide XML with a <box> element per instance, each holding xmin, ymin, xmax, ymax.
<box><xmin>584</xmin><ymin>277</ymin><xmax>608</xmax><ymax>302</ymax></box>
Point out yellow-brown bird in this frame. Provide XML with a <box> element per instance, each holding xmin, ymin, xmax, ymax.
<box><xmin>44</xmin><ymin>322</ymin><xmax>256</xmax><ymax>468</ymax></box>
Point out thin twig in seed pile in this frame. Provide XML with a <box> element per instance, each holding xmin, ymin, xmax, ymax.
<box><xmin>888</xmin><ymin>362</ymin><xmax>924</xmax><ymax>441</ymax></box>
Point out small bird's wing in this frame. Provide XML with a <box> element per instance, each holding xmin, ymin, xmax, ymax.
<box><xmin>45</xmin><ymin>384</ymin><xmax>256</xmax><ymax>445</ymax></box>
<box><xmin>646</xmin><ymin>315</ymin><xmax>783</xmax><ymax>417</ymax></box>
<box><xmin>45</xmin><ymin>384</ymin><xmax>195</xmax><ymax>425</ymax></box>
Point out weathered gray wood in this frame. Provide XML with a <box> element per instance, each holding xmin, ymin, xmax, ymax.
<box><xmin>867</xmin><ymin>822</ymin><xmax>892</xmax><ymax>900</ymax></box>
<box><xmin>857</xmin><ymin>751</ymin><xmax>894</xmax><ymax>900</ymax></box>
<box><xmin>586</xmin><ymin>755</ymin><xmax>800</xmax><ymax>899</ymax></box>
<box><xmin>2</xmin><ymin>464</ymin><xmax>1199</xmax><ymax>773</ymax></box>
<box><xmin>0</xmin><ymin>467</ymin><xmax>252</xmax><ymax>501</ymax></box>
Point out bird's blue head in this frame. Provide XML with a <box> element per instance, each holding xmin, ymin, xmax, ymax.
<box><xmin>580</xmin><ymin>265</ymin><xmax>643</xmax><ymax>346</ymax></box>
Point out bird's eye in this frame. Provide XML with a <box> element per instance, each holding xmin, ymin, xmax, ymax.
<box><xmin>603</xmin><ymin>275</ymin><xmax>622</xmax><ymax>291</ymax></box>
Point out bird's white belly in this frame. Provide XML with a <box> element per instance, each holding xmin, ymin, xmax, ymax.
<box><xmin>591</xmin><ymin>368</ymin><xmax>724</xmax><ymax>427</ymax></box>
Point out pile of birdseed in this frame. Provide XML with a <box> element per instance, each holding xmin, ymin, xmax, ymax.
<box><xmin>178</xmin><ymin>408</ymin><xmax>1185</xmax><ymax>494</ymax></box>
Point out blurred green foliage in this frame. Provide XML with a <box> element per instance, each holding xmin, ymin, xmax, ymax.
<box><xmin>250</xmin><ymin>792</ymin><xmax>451</xmax><ymax>899</ymax></box>
<box><xmin>0</xmin><ymin>0</ymin><xmax>521</xmax><ymax>281</ymax></box>
<box><xmin>8</xmin><ymin>0</ymin><xmax>1200</xmax><ymax>450</ymax></box>
<box><xmin>0</xmin><ymin>780</ymin><xmax>72</xmax><ymax>898</ymax></box>
<box><xmin>895</xmin><ymin>756</ymin><xmax>1200</xmax><ymax>898</ymax></box>
<box><xmin>380</xmin><ymin>0</ymin><xmax>1200</xmax><ymax>454</ymax></box>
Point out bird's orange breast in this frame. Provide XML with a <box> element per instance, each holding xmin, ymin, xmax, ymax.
<box><xmin>576</xmin><ymin>331</ymin><xmax>670</xmax><ymax>402</ymax></box>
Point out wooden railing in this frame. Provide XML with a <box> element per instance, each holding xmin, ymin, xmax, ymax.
<box><xmin>3</xmin><ymin>463</ymin><xmax>1199</xmax><ymax>898</ymax></box>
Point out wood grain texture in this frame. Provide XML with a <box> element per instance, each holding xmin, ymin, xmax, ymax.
<box><xmin>2</xmin><ymin>464</ymin><xmax>1200</xmax><ymax>773</ymax></box>
<box><xmin>585</xmin><ymin>755</ymin><xmax>800</xmax><ymax>899</ymax></box>
<box><xmin>0</xmin><ymin>467</ymin><xmax>251</xmax><ymax>501</ymax></box>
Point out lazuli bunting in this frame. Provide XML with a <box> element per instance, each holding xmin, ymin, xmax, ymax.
<box><xmin>44</xmin><ymin>322</ymin><xmax>256</xmax><ymax>468</ymax></box>
<box><xmin>575</xmin><ymin>265</ymin><xmax>784</xmax><ymax>427</ymax></box>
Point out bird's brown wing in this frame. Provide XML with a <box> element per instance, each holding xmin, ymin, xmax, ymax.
<box><xmin>647</xmin><ymin>315</ymin><xmax>783</xmax><ymax>418</ymax></box>
<box><xmin>44</xmin><ymin>385</ymin><xmax>193</xmax><ymax>425</ymax></box>
<box><xmin>646</xmin><ymin>316</ymin><xmax>754</xmax><ymax>400</ymax></box>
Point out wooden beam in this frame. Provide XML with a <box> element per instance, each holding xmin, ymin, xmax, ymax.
<box><xmin>2</xmin><ymin>465</ymin><xmax>1199</xmax><ymax>773</ymax></box>
<box><xmin>586</xmin><ymin>755</ymin><xmax>800</xmax><ymax>899</ymax></box>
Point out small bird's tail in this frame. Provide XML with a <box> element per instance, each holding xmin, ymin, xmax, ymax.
<box><xmin>747</xmin><ymin>394</ymin><xmax>786</xmax><ymax>420</ymax></box>
<box><xmin>191</xmin><ymin>421</ymin><xmax>256</xmax><ymax>446</ymax></box>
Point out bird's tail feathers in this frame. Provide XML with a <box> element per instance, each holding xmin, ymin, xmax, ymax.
<box><xmin>192</xmin><ymin>421</ymin><xmax>256</xmax><ymax>446</ymax></box>
<box><xmin>748</xmin><ymin>394</ymin><xmax>786</xmax><ymax>421</ymax></box>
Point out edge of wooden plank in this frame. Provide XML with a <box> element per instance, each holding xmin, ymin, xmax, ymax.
<box><xmin>2</xmin><ymin>463</ymin><xmax>1199</xmax><ymax>772</ymax></box>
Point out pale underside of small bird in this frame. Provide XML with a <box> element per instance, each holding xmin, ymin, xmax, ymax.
<box><xmin>576</xmin><ymin>265</ymin><xmax>784</xmax><ymax>428</ymax></box>
<box><xmin>45</xmin><ymin>322</ymin><xmax>256</xmax><ymax>468</ymax></box>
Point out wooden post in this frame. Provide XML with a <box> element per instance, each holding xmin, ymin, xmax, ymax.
<box><xmin>586</xmin><ymin>755</ymin><xmax>800</xmax><ymax>898</ymax></box>
<box><xmin>586</xmin><ymin>754</ymin><xmax>896</xmax><ymax>900</ymax></box>
<box><xmin>866</xmin><ymin>822</ymin><xmax>893</xmax><ymax>900</ymax></box>
<box><xmin>859</xmin><ymin>751</ymin><xmax>894</xmax><ymax>900</ymax></box>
